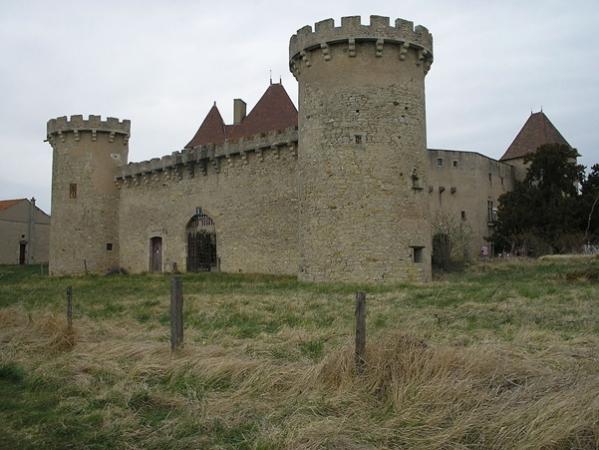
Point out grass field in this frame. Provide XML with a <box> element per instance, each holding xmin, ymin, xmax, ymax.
<box><xmin>1</xmin><ymin>259</ymin><xmax>599</xmax><ymax>449</ymax></box>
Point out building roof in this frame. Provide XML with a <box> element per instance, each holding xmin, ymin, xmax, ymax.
<box><xmin>185</xmin><ymin>104</ymin><xmax>226</xmax><ymax>148</ymax></box>
<box><xmin>185</xmin><ymin>82</ymin><xmax>298</xmax><ymax>148</ymax></box>
<box><xmin>0</xmin><ymin>198</ymin><xmax>26</xmax><ymax>212</ymax></box>
<box><xmin>500</xmin><ymin>111</ymin><xmax>570</xmax><ymax>161</ymax></box>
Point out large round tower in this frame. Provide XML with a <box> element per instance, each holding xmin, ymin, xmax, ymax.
<box><xmin>47</xmin><ymin>115</ymin><xmax>130</xmax><ymax>275</ymax></box>
<box><xmin>289</xmin><ymin>15</ymin><xmax>433</xmax><ymax>283</ymax></box>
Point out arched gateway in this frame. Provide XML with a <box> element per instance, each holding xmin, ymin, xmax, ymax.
<box><xmin>186</xmin><ymin>208</ymin><xmax>217</xmax><ymax>272</ymax></box>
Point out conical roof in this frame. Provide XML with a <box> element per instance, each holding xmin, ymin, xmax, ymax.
<box><xmin>184</xmin><ymin>83</ymin><xmax>298</xmax><ymax>148</ymax></box>
<box><xmin>227</xmin><ymin>83</ymin><xmax>297</xmax><ymax>141</ymax></box>
<box><xmin>500</xmin><ymin>111</ymin><xmax>570</xmax><ymax>161</ymax></box>
<box><xmin>185</xmin><ymin>104</ymin><xmax>226</xmax><ymax>148</ymax></box>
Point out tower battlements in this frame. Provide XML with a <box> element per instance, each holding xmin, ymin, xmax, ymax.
<box><xmin>47</xmin><ymin>115</ymin><xmax>130</xmax><ymax>143</ymax></box>
<box><xmin>289</xmin><ymin>15</ymin><xmax>433</xmax><ymax>72</ymax></box>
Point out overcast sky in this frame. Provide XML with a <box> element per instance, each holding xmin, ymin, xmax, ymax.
<box><xmin>1</xmin><ymin>0</ymin><xmax>598</xmax><ymax>213</ymax></box>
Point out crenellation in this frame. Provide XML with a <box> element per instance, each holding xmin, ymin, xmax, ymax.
<box><xmin>395</xmin><ymin>18</ymin><xmax>414</xmax><ymax>33</ymax></box>
<box><xmin>117</xmin><ymin>134</ymin><xmax>299</xmax><ymax>185</ymax></box>
<box><xmin>315</xmin><ymin>18</ymin><xmax>334</xmax><ymax>32</ymax></box>
<box><xmin>289</xmin><ymin>15</ymin><xmax>433</xmax><ymax>67</ymax></box>
<box><xmin>341</xmin><ymin>16</ymin><xmax>361</xmax><ymax>29</ymax></box>
<box><xmin>370</xmin><ymin>15</ymin><xmax>390</xmax><ymax>29</ymax></box>
<box><xmin>150</xmin><ymin>158</ymin><xmax>162</xmax><ymax>171</ymax></box>
<box><xmin>47</xmin><ymin>114</ymin><xmax>131</xmax><ymax>141</ymax></box>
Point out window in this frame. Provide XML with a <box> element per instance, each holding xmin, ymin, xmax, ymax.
<box><xmin>452</xmin><ymin>160</ymin><xmax>458</xmax><ymax>167</ymax></box>
<box><xmin>487</xmin><ymin>200</ymin><xmax>495</xmax><ymax>222</ymax></box>
<box><xmin>461</xmin><ymin>211</ymin><xmax>466</xmax><ymax>220</ymax></box>
<box><xmin>106</xmin><ymin>243</ymin><xmax>113</xmax><ymax>251</ymax></box>
<box><xmin>436</xmin><ymin>158</ymin><xmax>443</xmax><ymax>167</ymax></box>
<box><xmin>354</xmin><ymin>134</ymin><xmax>362</xmax><ymax>144</ymax></box>
<box><xmin>411</xmin><ymin>168</ymin><xmax>422</xmax><ymax>190</ymax></box>
<box><xmin>69</xmin><ymin>183</ymin><xmax>77</xmax><ymax>199</ymax></box>
<box><xmin>488</xmin><ymin>173</ymin><xmax>492</xmax><ymax>183</ymax></box>
<box><xmin>411</xmin><ymin>246</ymin><xmax>424</xmax><ymax>263</ymax></box>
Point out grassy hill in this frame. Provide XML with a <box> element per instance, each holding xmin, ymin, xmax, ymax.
<box><xmin>1</xmin><ymin>260</ymin><xmax>599</xmax><ymax>449</ymax></box>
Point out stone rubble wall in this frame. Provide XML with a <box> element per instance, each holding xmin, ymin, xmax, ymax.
<box><xmin>117</xmin><ymin>138</ymin><xmax>299</xmax><ymax>275</ymax></box>
<box><xmin>47</xmin><ymin>115</ymin><xmax>129</xmax><ymax>275</ymax></box>
<box><xmin>290</xmin><ymin>16</ymin><xmax>433</xmax><ymax>283</ymax></box>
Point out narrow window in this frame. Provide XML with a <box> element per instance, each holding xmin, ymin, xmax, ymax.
<box><xmin>436</xmin><ymin>158</ymin><xmax>443</xmax><ymax>167</ymax></box>
<box><xmin>452</xmin><ymin>160</ymin><xmax>458</xmax><ymax>167</ymax></box>
<box><xmin>488</xmin><ymin>173</ymin><xmax>492</xmax><ymax>183</ymax></box>
<box><xmin>354</xmin><ymin>134</ymin><xmax>362</xmax><ymax>144</ymax></box>
<box><xmin>411</xmin><ymin>168</ymin><xmax>422</xmax><ymax>190</ymax></box>
<box><xmin>487</xmin><ymin>200</ymin><xmax>494</xmax><ymax>222</ymax></box>
<box><xmin>106</xmin><ymin>243</ymin><xmax>113</xmax><ymax>251</ymax></box>
<box><xmin>411</xmin><ymin>246</ymin><xmax>424</xmax><ymax>263</ymax></box>
<box><xmin>461</xmin><ymin>211</ymin><xmax>466</xmax><ymax>220</ymax></box>
<box><xmin>69</xmin><ymin>183</ymin><xmax>77</xmax><ymax>199</ymax></box>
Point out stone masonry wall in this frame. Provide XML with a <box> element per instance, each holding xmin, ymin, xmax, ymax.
<box><xmin>117</xmin><ymin>141</ymin><xmax>298</xmax><ymax>275</ymax></box>
<box><xmin>290</xmin><ymin>16</ymin><xmax>434</xmax><ymax>283</ymax></box>
<box><xmin>427</xmin><ymin>149</ymin><xmax>515</xmax><ymax>258</ymax></box>
<box><xmin>48</xmin><ymin>115</ymin><xmax>129</xmax><ymax>275</ymax></box>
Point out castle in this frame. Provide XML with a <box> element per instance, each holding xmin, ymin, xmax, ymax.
<box><xmin>46</xmin><ymin>15</ymin><xmax>571</xmax><ymax>282</ymax></box>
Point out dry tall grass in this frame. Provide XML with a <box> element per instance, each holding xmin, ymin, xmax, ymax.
<box><xmin>2</xmin><ymin>283</ymin><xmax>599</xmax><ymax>450</ymax></box>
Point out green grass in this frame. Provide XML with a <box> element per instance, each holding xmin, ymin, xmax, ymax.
<box><xmin>1</xmin><ymin>259</ymin><xmax>599</xmax><ymax>448</ymax></box>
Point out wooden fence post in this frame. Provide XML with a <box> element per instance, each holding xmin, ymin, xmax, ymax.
<box><xmin>355</xmin><ymin>291</ymin><xmax>366</xmax><ymax>374</ymax></box>
<box><xmin>66</xmin><ymin>286</ymin><xmax>73</xmax><ymax>330</ymax></box>
<box><xmin>170</xmin><ymin>276</ymin><xmax>184</xmax><ymax>351</ymax></box>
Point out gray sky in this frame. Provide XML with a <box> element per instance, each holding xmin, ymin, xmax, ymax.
<box><xmin>1</xmin><ymin>0</ymin><xmax>598</xmax><ymax>213</ymax></box>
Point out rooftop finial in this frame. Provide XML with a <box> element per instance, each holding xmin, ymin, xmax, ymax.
<box><xmin>213</xmin><ymin>101</ymin><xmax>216</xmax><ymax>107</ymax></box>
<box><xmin>269</xmin><ymin>69</ymin><xmax>272</xmax><ymax>85</ymax></box>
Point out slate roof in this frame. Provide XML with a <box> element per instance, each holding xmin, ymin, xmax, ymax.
<box><xmin>0</xmin><ymin>198</ymin><xmax>25</xmax><ymax>212</ymax></box>
<box><xmin>185</xmin><ymin>83</ymin><xmax>298</xmax><ymax>148</ymax></box>
<box><xmin>500</xmin><ymin>112</ymin><xmax>570</xmax><ymax>161</ymax></box>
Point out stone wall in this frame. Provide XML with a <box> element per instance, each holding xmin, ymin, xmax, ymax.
<box><xmin>290</xmin><ymin>16</ymin><xmax>433</xmax><ymax>283</ymax></box>
<box><xmin>427</xmin><ymin>149</ymin><xmax>515</xmax><ymax>258</ymax></box>
<box><xmin>47</xmin><ymin>115</ymin><xmax>129</xmax><ymax>275</ymax></box>
<box><xmin>117</xmin><ymin>141</ymin><xmax>299</xmax><ymax>275</ymax></box>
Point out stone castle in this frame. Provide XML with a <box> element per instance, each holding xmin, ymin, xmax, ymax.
<box><xmin>46</xmin><ymin>15</ymin><xmax>571</xmax><ymax>282</ymax></box>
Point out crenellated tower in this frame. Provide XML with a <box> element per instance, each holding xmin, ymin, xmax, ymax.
<box><xmin>47</xmin><ymin>115</ymin><xmax>130</xmax><ymax>275</ymax></box>
<box><xmin>289</xmin><ymin>15</ymin><xmax>434</xmax><ymax>283</ymax></box>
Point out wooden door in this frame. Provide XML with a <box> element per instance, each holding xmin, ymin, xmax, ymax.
<box><xmin>150</xmin><ymin>237</ymin><xmax>162</xmax><ymax>272</ymax></box>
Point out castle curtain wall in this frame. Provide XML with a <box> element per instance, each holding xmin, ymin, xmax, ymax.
<box><xmin>427</xmin><ymin>150</ymin><xmax>515</xmax><ymax>257</ymax></box>
<box><xmin>117</xmin><ymin>145</ymin><xmax>298</xmax><ymax>275</ymax></box>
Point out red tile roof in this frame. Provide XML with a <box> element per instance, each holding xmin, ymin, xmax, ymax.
<box><xmin>500</xmin><ymin>112</ymin><xmax>570</xmax><ymax>161</ymax></box>
<box><xmin>185</xmin><ymin>103</ymin><xmax>226</xmax><ymax>149</ymax></box>
<box><xmin>185</xmin><ymin>83</ymin><xmax>298</xmax><ymax>148</ymax></box>
<box><xmin>0</xmin><ymin>198</ymin><xmax>25</xmax><ymax>212</ymax></box>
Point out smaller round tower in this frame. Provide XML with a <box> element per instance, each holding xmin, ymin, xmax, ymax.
<box><xmin>47</xmin><ymin>115</ymin><xmax>130</xmax><ymax>275</ymax></box>
<box><xmin>290</xmin><ymin>15</ymin><xmax>434</xmax><ymax>283</ymax></box>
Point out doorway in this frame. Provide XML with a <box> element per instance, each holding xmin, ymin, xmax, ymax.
<box><xmin>19</xmin><ymin>241</ymin><xmax>27</xmax><ymax>265</ymax></box>
<box><xmin>186</xmin><ymin>209</ymin><xmax>217</xmax><ymax>272</ymax></box>
<box><xmin>149</xmin><ymin>237</ymin><xmax>163</xmax><ymax>272</ymax></box>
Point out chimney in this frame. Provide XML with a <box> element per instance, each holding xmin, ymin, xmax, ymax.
<box><xmin>233</xmin><ymin>99</ymin><xmax>246</xmax><ymax>125</ymax></box>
